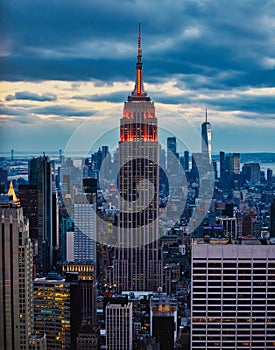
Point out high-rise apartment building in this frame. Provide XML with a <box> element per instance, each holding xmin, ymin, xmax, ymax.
<box><xmin>113</xmin><ymin>25</ymin><xmax>162</xmax><ymax>292</ymax></box>
<box><xmin>0</xmin><ymin>202</ymin><xmax>34</xmax><ymax>350</ymax></box>
<box><xmin>106</xmin><ymin>300</ymin><xmax>133</xmax><ymax>350</ymax></box>
<box><xmin>191</xmin><ymin>242</ymin><xmax>275</xmax><ymax>350</ymax></box>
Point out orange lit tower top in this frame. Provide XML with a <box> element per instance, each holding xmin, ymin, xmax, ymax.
<box><xmin>120</xmin><ymin>24</ymin><xmax>157</xmax><ymax>143</ymax></box>
<box><xmin>130</xmin><ymin>22</ymin><xmax>147</xmax><ymax>99</ymax></box>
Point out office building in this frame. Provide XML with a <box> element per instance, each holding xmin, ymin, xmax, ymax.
<box><xmin>73</xmin><ymin>194</ymin><xmax>96</xmax><ymax>262</ymax></box>
<box><xmin>29</xmin><ymin>334</ymin><xmax>47</xmax><ymax>350</ymax></box>
<box><xmin>0</xmin><ymin>202</ymin><xmax>34</xmax><ymax>350</ymax></box>
<box><xmin>61</xmin><ymin>215</ymin><xmax>74</xmax><ymax>263</ymax></box>
<box><xmin>242</xmin><ymin>163</ymin><xmax>261</xmax><ymax>184</ymax></box>
<box><xmin>19</xmin><ymin>184</ymin><xmax>39</xmax><ymax>241</ymax></box>
<box><xmin>167</xmin><ymin>136</ymin><xmax>179</xmax><ymax>173</ymax></box>
<box><xmin>113</xmin><ymin>25</ymin><xmax>162</xmax><ymax>292</ymax></box>
<box><xmin>267</xmin><ymin>168</ymin><xmax>273</xmax><ymax>183</ymax></box>
<box><xmin>33</xmin><ymin>273</ymin><xmax>81</xmax><ymax>350</ymax></box>
<box><xmin>163</xmin><ymin>264</ymin><xmax>181</xmax><ymax>296</ymax></box>
<box><xmin>216</xmin><ymin>216</ymin><xmax>238</xmax><ymax>240</ymax></box>
<box><xmin>150</xmin><ymin>292</ymin><xmax>177</xmax><ymax>350</ymax></box>
<box><xmin>106</xmin><ymin>300</ymin><xmax>133</xmax><ymax>350</ymax></box>
<box><xmin>63</xmin><ymin>261</ymin><xmax>97</xmax><ymax>325</ymax></box>
<box><xmin>191</xmin><ymin>242</ymin><xmax>275</xmax><ymax>350</ymax></box>
<box><xmin>76</xmin><ymin>324</ymin><xmax>99</xmax><ymax>350</ymax></box>
<box><xmin>220</xmin><ymin>152</ymin><xmax>241</xmax><ymax>190</ymax></box>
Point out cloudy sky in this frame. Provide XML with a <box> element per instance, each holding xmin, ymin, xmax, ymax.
<box><xmin>1</xmin><ymin>0</ymin><xmax>275</xmax><ymax>155</ymax></box>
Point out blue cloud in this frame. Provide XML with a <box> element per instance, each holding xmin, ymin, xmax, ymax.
<box><xmin>1</xmin><ymin>0</ymin><xmax>274</xmax><ymax>89</ymax></box>
<box><xmin>72</xmin><ymin>91</ymin><xmax>129</xmax><ymax>103</ymax></box>
<box><xmin>5</xmin><ymin>91</ymin><xmax>57</xmax><ymax>102</ymax></box>
<box><xmin>31</xmin><ymin>105</ymin><xmax>95</xmax><ymax>117</ymax></box>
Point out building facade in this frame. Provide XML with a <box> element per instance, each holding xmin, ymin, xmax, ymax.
<box><xmin>33</xmin><ymin>274</ymin><xmax>81</xmax><ymax>350</ymax></box>
<box><xmin>29</xmin><ymin>334</ymin><xmax>47</xmax><ymax>350</ymax></box>
<box><xmin>191</xmin><ymin>242</ymin><xmax>275</xmax><ymax>350</ymax></box>
<box><xmin>106</xmin><ymin>301</ymin><xmax>133</xmax><ymax>350</ymax></box>
<box><xmin>150</xmin><ymin>292</ymin><xmax>177</xmax><ymax>350</ymax></box>
<box><xmin>63</xmin><ymin>262</ymin><xmax>97</xmax><ymax>325</ymax></box>
<box><xmin>0</xmin><ymin>203</ymin><xmax>34</xmax><ymax>350</ymax></box>
<box><xmin>29</xmin><ymin>156</ymin><xmax>53</xmax><ymax>273</ymax></box>
<box><xmin>73</xmin><ymin>194</ymin><xmax>96</xmax><ymax>262</ymax></box>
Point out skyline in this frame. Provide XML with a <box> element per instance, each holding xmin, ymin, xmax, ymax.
<box><xmin>1</xmin><ymin>0</ymin><xmax>275</xmax><ymax>153</ymax></box>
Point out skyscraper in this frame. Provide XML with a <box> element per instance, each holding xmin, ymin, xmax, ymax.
<box><xmin>184</xmin><ymin>150</ymin><xmax>189</xmax><ymax>172</ymax></box>
<box><xmin>167</xmin><ymin>136</ymin><xmax>179</xmax><ymax>174</ymax></box>
<box><xmin>191</xmin><ymin>242</ymin><xmax>275</xmax><ymax>349</ymax></box>
<box><xmin>201</xmin><ymin>107</ymin><xmax>212</xmax><ymax>164</ymax></box>
<box><xmin>242</xmin><ymin>163</ymin><xmax>261</xmax><ymax>184</ymax></box>
<box><xmin>73</xmin><ymin>194</ymin><xmax>96</xmax><ymax>262</ymax></box>
<box><xmin>29</xmin><ymin>155</ymin><xmax>53</xmax><ymax>273</ymax></box>
<box><xmin>18</xmin><ymin>184</ymin><xmax>39</xmax><ymax>241</ymax></box>
<box><xmin>63</xmin><ymin>261</ymin><xmax>97</xmax><ymax>326</ymax></box>
<box><xmin>150</xmin><ymin>292</ymin><xmax>178</xmax><ymax>350</ymax></box>
<box><xmin>113</xmin><ymin>25</ymin><xmax>162</xmax><ymax>292</ymax></box>
<box><xmin>0</xmin><ymin>202</ymin><xmax>34</xmax><ymax>350</ymax></box>
<box><xmin>106</xmin><ymin>300</ymin><xmax>133</xmax><ymax>350</ymax></box>
<box><xmin>33</xmin><ymin>273</ymin><xmax>81</xmax><ymax>350</ymax></box>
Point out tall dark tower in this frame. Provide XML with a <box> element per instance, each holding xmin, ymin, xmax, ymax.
<box><xmin>29</xmin><ymin>155</ymin><xmax>53</xmax><ymax>273</ymax></box>
<box><xmin>113</xmin><ymin>25</ymin><xmax>162</xmax><ymax>292</ymax></box>
<box><xmin>201</xmin><ymin>107</ymin><xmax>212</xmax><ymax>164</ymax></box>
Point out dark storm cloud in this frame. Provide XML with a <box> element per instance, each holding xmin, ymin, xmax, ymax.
<box><xmin>1</xmin><ymin>0</ymin><xmax>275</xmax><ymax>88</ymax></box>
<box><xmin>5</xmin><ymin>91</ymin><xmax>57</xmax><ymax>102</ymax></box>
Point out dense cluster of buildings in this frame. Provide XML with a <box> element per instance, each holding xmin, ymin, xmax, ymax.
<box><xmin>1</xmin><ymin>28</ymin><xmax>275</xmax><ymax>349</ymax></box>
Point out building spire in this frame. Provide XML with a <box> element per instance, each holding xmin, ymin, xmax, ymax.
<box><xmin>137</xmin><ymin>22</ymin><xmax>141</xmax><ymax>64</ymax></box>
<box><xmin>131</xmin><ymin>23</ymin><xmax>146</xmax><ymax>98</ymax></box>
<box><xmin>8</xmin><ymin>180</ymin><xmax>18</xmax><ymax>202</ymax></box>
<box><xmin>205</xmin><ymin>106</ymin><xmax>208</xmax><ymax>123</ymax></box>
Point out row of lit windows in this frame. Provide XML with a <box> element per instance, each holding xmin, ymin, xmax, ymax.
<box><xmin>193</xmin><ymin>261</ymin><xmax>275</xmax><ymax>267</ymax></box>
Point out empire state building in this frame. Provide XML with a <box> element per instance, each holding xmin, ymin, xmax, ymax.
<box><xmin>113</xmin><ymin>25</ymin><xmax>162</xmax><ymax>292</ymax></box>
